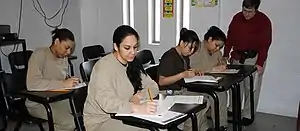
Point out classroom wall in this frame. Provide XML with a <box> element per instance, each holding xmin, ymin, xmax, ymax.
<box><xmin>134</xmin><ymin>0</ymin><xmax>300</xmax><ymax>117</ymax></box>
<box><xmin>0</xmin><ymin>0</ymin><xmax>299</xmax><ymax>117</ymax></box>
<box><xmin>80</xmin><ymin>0</ymin><xmax>123</xmax><ymax>52</ymax></box>
<box><xmin>0</xmin><ymin>0</ymin><xmax>83</xmax><ymax>76</ymax></box>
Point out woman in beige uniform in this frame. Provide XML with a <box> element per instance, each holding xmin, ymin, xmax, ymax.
<box><xmin>26</xmin><ymin>28</ymin><xmax>79</xmax><ymax>131</ymax></box>
<box><xmin>83</xmin><ymin>25</ymin><xmax>159</xmax><ymax>131</ymax></box>
<box><xmin>190</xmin><ymin>26</ymin><xmax>228</xmax><ymax>131</ymax></box>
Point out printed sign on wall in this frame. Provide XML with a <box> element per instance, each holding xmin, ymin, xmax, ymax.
<box><xmin>191</xmin><ymin>0</ymin><xmax>218</xmax><ymax>7</ymax></box>
<box><xmin>163</xmin><ymin>0</ymin><xmax>174</xmax><ymax>18</ymax></box>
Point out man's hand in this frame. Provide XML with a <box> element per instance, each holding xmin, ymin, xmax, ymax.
<box><xmin>256</xmin><ymin>65</ymin><xmax>264</xmax><ymax>75</ymax></box>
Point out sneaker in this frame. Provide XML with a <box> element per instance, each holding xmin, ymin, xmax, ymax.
<box><xmin>241</xmin><ymin>117</ymin><xmax>253</xmax><ymax>126</ymax></box>
<box><xmin>206</xmin><ymin>128</ymin><xmax>215</xmax><ymax>131</ymax></box>
<box><xmin>220</xmin><ymin>126</ymin><xmax>228</xmax><ymax>131</ymax></box>
<box><xmin>227</xmin><ymin>111</ymin><xmax>233</xmax><ymax>117</ymax></box>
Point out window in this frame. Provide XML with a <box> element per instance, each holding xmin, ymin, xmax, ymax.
<box><xmin>148</xmin><ymin>0</ymin><xmax>161</xmax><ymax>45</ymax></box>
<box><xmin>123</xmin><ymin>0</ymin><xmax>134</xmax><ymax>28</ymax></box>
<box><xmin>176</xmin><ymin>0</ymin><xmax>190</xmax><ymax>44</ymax></box>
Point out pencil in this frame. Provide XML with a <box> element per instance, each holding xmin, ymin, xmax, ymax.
<box><xmin>49</xmin><ymin>89</ymin><xmax>69</xmax><ymax>92</ymax></box>
<box><xmin>218</xmin><ymin>58</ymin><xmax>221</xmax><ymax>65</ymax></box>
<box><xmin>147</xmin><ymin>88</ymin><xmax>153</xmax><ymax>101</ymax></box>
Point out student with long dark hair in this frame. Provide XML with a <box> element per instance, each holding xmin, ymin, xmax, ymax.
<box><xmin>83</xmin><ymin>25</ymin><xmax>159</xmax><ymax>131</ymax></box>
<box><xmin>190</xmin><ymin>26</ymin><xmax>228</xmax><ymax>131</ymax></box>
<box><xmin>158</xmin><ymin>28</ymin><xmax>214</xmax><ymax>131</ymax></box>
<box><xmin>26</xmin><ymin>28</ymin><xmax>78</xmax><ymax>131</ymax></box>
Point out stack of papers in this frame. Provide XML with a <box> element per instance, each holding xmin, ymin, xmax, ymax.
<box><xmin>208</xmin><ymin>69</ymin><xmax>240</xmax><ymax>74</ymax></box>
<box><xmin>115</xmin><ymin>95</ymin><xmax>203</xmax><ymax>125</ymax></box>
<box><xmin>184</xmin><ymin>75</ymin><xmax>222</xmax><ymax>83</ymax></box>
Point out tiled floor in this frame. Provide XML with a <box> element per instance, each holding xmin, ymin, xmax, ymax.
<box><xmin>2</xmin><ymin>112</ymin><xmax>297</xmax><ymax>131</ymax></box>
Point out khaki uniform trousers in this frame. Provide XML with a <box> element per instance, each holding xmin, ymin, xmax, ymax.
<box><xmin>27</xmin><ymin>99</ymin><xmax>75</xmax><ymax>131</ymax></box>
<box><xmin>229</xmin><ymin>56</ymin><xmax>265</xmax><ymax>119</ymax></box>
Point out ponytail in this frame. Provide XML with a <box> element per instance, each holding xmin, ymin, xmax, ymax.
<box><xmin>126</xmin><ymin>58</ymin><xmax>146</xmax><ymax>94</ymax></box>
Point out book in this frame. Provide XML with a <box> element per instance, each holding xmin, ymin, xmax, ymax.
<box><xmin>208</xmin><ymin>69</ymin><xmax>240</xmax><ymax>74</ymax></box>
<box><xmin>184</xmin><ymin>75</ymin><xmax>222</xmax><ymax>83</ymax></box>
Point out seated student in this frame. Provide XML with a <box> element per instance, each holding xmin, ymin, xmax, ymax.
<box><xmin>158</xmin><ymin>28</ymin><xmax>214</xmax><ymax>131</ymax></box>
<box><xmin>26</xmin><ymin>28</ymin><xmax>79</xmax><ymax>131</ymax></box>
<box><xmin>83</xmin><ymin>25</ymin><xmax>159</xmax><ymax>131</ymax></box>
<box><xmin>190</xmin><ymin>26</ymin><xmax>228</xmax><ymax>131</ymax></box>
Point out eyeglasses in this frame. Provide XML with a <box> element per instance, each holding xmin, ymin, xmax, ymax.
<box><xmin>242</xmin><ymin>8</ymin><xmax>256</xmax><ymax>14</ymax></box>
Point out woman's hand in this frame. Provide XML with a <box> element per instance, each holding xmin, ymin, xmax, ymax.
<box><xmin>195</xmin><ymin>69</ymin><xmax>204</xmax><ymax>76</ymax></box>
<box><xmin>130</xmin><ymin>91</ymin><xmax>144</xmax><ymax>104</ymax></box>
<box><xmin>132</xmin><ymin>101</ymin><xmax>157</xmax><ymax>114</ymax></box>
<box><xmin>181</xmin><ymin>69</ymin><xmax>196</xmax><ymax>78</ymax></box>
<box><xmin>213</xmin><ymin>65</ymin><xmax>227</xmax><ymax>72</ymax></box>
<box><xmin>63</xmin><ymin>77</ymin><xmax>79</xmax><ymax>88</ymax></box>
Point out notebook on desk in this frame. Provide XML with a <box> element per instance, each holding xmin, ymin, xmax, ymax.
<box><xmin>115</xmin><ymin>95</ymin><xmax>203</xmax><ymax>125</ymax></box>
<box><xmin>208</xmin><ymin>69</ymin><xmax>240</xmax><ymax>74</ymax></box>
<box><xmin>63</xmin><ymin>82</ymin><xmax>87</xmax><ymax>90</ymax></box>
<box><xmin>184</xmin><ymin>75</ymin><xmax>222</xmax><ymax>83</ymax></box>
<box><xmin>30</xmin><ymin>82</ymin><xmax>87</xmax><ymax>91</ymax></box>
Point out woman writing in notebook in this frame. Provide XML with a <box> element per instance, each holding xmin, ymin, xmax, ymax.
<box><xmin>26</xmin><ymin>28</ymin><xmax>79</xmax><ymax>131</ymax></box>
<box><xmin>189</xmin><ymin>26</ymin><xmax>228</xmax><ymax>131</ymax></box>
<box><xmin>158</xmin><ymin>28</ymin><xmax>215</xmax><ymax>131</ymax></box>
<box><xmin>83</xmin><ymin>25</ymin><xmax>159</xmax><ymax>131</ymax></box>
<box><xmin>190</xmin><ymin>26</ymin><xmax>227</xmax><ymax>73</ymax></box>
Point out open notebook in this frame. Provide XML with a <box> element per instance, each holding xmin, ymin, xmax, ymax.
<box><xmin>115</xmin><ymin>95</ymin><xmax>203</xmax><ymax>125</ymax></box>
<box><xmin>184</xmin><ymin>75</ymin><xmax>222</xmax><ymax>83</ymax></box>
<box><xmin>63</xmin><ymin>82</ymin><xmax>87</xmax><ymax>90</ymax></box>
<box><xmin>208</xmin><ymin>69</ymin><xmax>240</xmax><ymax>74</ymax></box>
<box><xmin>29</xmin><ymin>82</ymin><xmax>87</xmax><ymax>91</ymax></box>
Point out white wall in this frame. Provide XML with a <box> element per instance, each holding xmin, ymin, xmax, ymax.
<box><xmin>253</xmin><ymin>0</ymin><xmax>300</xmax><ymax>117</ymax></box>
<box><xmin>80</xmin><ymin>0</ymin><xmax>123</xmax><ymax>52</ymax></box>
<box><xmin>0</xmin><ymin>0</ymin><xmax>82</xmax><ymax>76</ymax></box>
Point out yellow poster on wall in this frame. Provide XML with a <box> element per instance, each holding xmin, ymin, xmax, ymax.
<box><xmin>163</xmin><ymin>0</ymin><xmax>174</xmax><ymax>18</ymax></box>
<box><xmin>191</xmin><ymin>0</ymin><xmax>218</xmax><ymax>7</ymax></box>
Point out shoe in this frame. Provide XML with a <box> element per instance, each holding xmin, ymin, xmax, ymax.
<box><xmin>227</xmin><ymin>111</ymin><xmax>233</xmax><ymax>117</ymax></box>
<box><xmin>206</xmin><ymin>128</ymin><xmax>215</xmax><ymax>131</ymax></box>
<box><xmin>220</xmin><ymin>126</ymin><xmax>228</xmax><ymax>131</ymax></box>
<box><xmin>241</xmin><ymin>117</ymin><xmax>253</xmax><ymax>126</ymax></box>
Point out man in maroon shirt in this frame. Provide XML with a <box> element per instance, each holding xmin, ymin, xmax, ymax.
<box><xmin>224</xmin><ymin>0</ymin><xmax>272</xmax><ymax>126</ymax></box>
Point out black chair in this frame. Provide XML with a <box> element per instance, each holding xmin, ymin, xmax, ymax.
<box><xmin>136</xmin><ymin>49</ymin><xmax>155</xmax><ymax>66</ymax></box>
<box><xmin>74</xmin><ymin>59</ymin><xmax>98</xmax><ymax>114</ymax></box>
<box><xmin>0</xmin><ymin>77</ymin><xmax>8</xmax><ymax>131</ymax></box>
<box><xmin>5</xmin><ymin>50</ymin><xmax>46</xmax><ymax>131</ymax></box>
<box><xmin>145</xmin><ymin>64</ymin><xmax>159</xmax><ymax>83</ymax></box>
<box><xmin>1</xmin><ymin>72</ymin><xmax>46</xmax><ymax>131</ymax></box>
<box><xmin>82</xmin><ymin>45</ymin><xmax>106</xmax><ymax>61</ymax></box>
<box><xmin>7</xmin><ymin>51</ymin><xmax>84</xmax><ymax>131</ymax></box>
<box><xmin>79</xmin><ymin>59</ymin><xmax>98</xmax><ymax>82</ymax></box>
<box><xmin>8</xmin><ymin>50</ymin><xmax>33</xmax><ymax>74</ymax></box>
